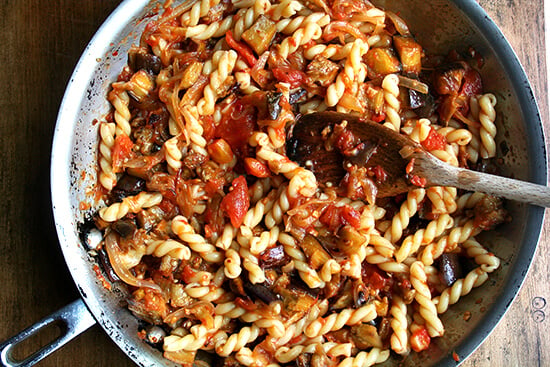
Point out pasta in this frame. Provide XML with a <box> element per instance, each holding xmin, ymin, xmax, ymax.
<box><xmin>89</xmin><ymin>0</ymin><xmax>510</xmax><ymax>365</ymax></box>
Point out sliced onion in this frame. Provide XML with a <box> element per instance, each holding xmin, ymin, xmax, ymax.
<box><xmin>398</xmin><ymin>75</ymin><xmax>429</xmax><ymax>94</ymax></box>
<box><xmin>386</xmin><ymin>11</ymin><xmax>411</xmax><ymax>36</ymax></box>
<box><xmin>104</xmin><ymin>232</ymin><xmax>161</xmax><ymax>292</ymax></box>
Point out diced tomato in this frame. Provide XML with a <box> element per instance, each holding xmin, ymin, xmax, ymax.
<box><xmin>410</xmin><ymin>175</ymin><xmax>427</xmax><ymax>187</ymax></box>
<box><xmin>368</xmin><ymin>271</ymin><xmax>387</xmax><ymax>290</ymax></box>
<box><xmin>112</xmin><ymin>134</ymin><xmax>134</xmax><ymax>173</ymax></box>
<box><xmin>225</xmin><ymin>30</ymin><xmax>257</xmax><ymax>67</ymax></box>
<box><xmin>180</xmin><ymin>265</ymin><xmax>197</xmax><ymax>284</ymax></box>
<box><xmin>422</xmin><ymin>128</ymin><xmax>447</xmax><ymax>151</ymax></box>
<box><xmin>334</xmin><ymin>129</ymin><xmax>360</xmax><ymax>153</ymax></box>
<box><xmin>362</xmin><ymin>263</ymin><xmax>392</xmax><ymax>291</ymax></box>
<box><xmin>319</xmin><ymin>204</ymin><xmax>361</xmax><ymax>232</ymax></box>
<box><xmin>244</xmin><ymin>157</ymin><xmax>271</xmax><ymax>178</ymax></box>
<box><xmin>319</xmin><ymin>204</ymin><xmax>341</xmax><ymax>232</ymax></box>
<box><xmin>220</xmin><ymin>176</ymin><xmax>250</xmax><ymax>227</ymax></box>
<box><xmin>215</xmin><ymin>99</ymin><xmax>256</xmax><ymax>158</ymax></box>
<box><xmin>201</xmin><ymin>115</ymin><xmax>216</xmax><ymax>142</ymax></box>
<box><xmin>271</xmin><ymin>67</ymin><xmax>306</xmax><ymax>88</ymax></box>
<box><xmin>410</xmin><ymin>326</ymin><xmax>431</xmax><ymax>352</ymax></box>
<box><xmin>341</xmin><ymin>205</ymin><xmax>361</xmax><ymax>228</ymax></box>
<box><xmin>368</xmin><ymin>165</ymin><xmax>387</xmax><ymax>183</ymax></box>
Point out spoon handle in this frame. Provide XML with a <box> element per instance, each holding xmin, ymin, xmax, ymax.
<box><xmin>413</xmin><ymin>153</ymin><xmax>550</xmax><ymax>208</ymax></box>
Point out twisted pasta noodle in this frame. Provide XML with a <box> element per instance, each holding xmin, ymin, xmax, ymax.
<box><xmin>319</xmin><ymin>258</ymin><xmax>341</xmax><ymax>282</ymax></box>
<box><xmin>276</xmin><ymin>12</ymin><xmax>330</xmax><ymax>34</ymax></box>
<box><xmin>244</xmin><ymin>315</ymin><xmax>286</xmax><ymax>338</ymax></box>
<box><xmin>108</xmin><ymin>84</ymin><xmax>131</xmax><ymax>136</ymax></box>
<box><xmin>98</xmin><ymin>122</ymin><xmax>117</xmax><ymax>190</ymax></box>
<box><xmin>326</xmin><ymin>39</ymin><xmax>368</xmax><ymax>108</ymax></box>
<box><xmin>182</xmin><ymin>105</ymin><xmax>207</xmax><ymax>155</ymax></box>
<box><xmin>389</xmin><ymin>295</ymin><xmax>409</xmax><ymax>355</ymax></box>
<box><xmin>278</xmin><ymin>232</ymin><xmax>324</xmax><ymax>288</ymax></box>
<box><xmin>224</xmin><ymin>245</ymin><xmax>242</xmax><ymax>279</ymax></box>
<box><xmin>426</xmin><ymin>186</ymin><xmax>457</xmax><ymax>216</ymax></box>
<box><xmin>270</xmin><ymin>0</ymin><xmax>304</xmax><ymax>21</ymax></box>
<box><xmin>235</xmin><ymin>71</ymin><xmax>260</xmax><ymax>95</ymax></box>
<box><xmin>456</xmin><ymin>191</ymin><xmax>486</xmax><ymax>212</ymax></box>
<box><xmin>215</xmin><ymin>325</ymin><xmax>261</xmax><ymax>357</ymax></box>
<box><xmin>171</xmin><ymin>215</ymin><xmax>224</xmax><ymax>263</ymax></box>
<box><xmin>164</xmin><ymin>136</ymin><xmax>182</xmax><ymax>174</ymax></box>
<box><xmin>402</xmin><ymin>118</ymin><xmax>431</xmax><ymax>143</ymax></box>
<box><xmin>236</xmin><ymin>226</ymin><xmax>266</xmax><ymax>284</ymax></box>
<box><xmin>215</xmin><ymin>301</ymin><xmax>248</xmax><ymax>319</ymax></box>
<box><xmin>146</xmin><ymin>239</ymin><xmax>191</xmax><ymax>260</ymax></box>
<box><xmin>368</xmin><ymin>234</ymin><xmax>394</xmax><ymax>259</ymax></box>
<box><xmin>436</xmin><ymin>126</ymin><xmax>473</xmax><ymax>146</ymax></box>
<box><xmin>304</xmin><ymin>41</ymin><xmax>354</xmax><ymax>60</ymax></box>
<box><xmin>463</xmin><ymin>238</ymin><xmax>500</xmax><ymax>273</ymax></box>
<box><xmin>304</xmin><ymin>303</ymin><xmax>377</xmax><ymax>338</ymax></box>
<box><xmin>215</xmin><ymin>224</ymin><xmax>239</xmax><ymax>250</ymax></box>
<box><xmin>181</xmin><ymin>0</ymin><xmax>222</xmax><ymax>26</ymax></box>
<box><xmin>163</xmin><ymin>324</ymin><xmax>209</xmax><ymax>352</ymax></box>
<box><xmin>382</xmin><ymin>73</ymin><xmax>401</xmax><ymax>131</ymax></box>
<box><xmin>384</xmin><ymin>188</ymin><xmax>425</xmax><ymax>243</ymax></box>
<box><xmin>242</xmin><ymin>189</ymin><xmax>277</xmax><ymax>228</ymax></box>
<box><xmin>275</xmin><ymin>342</ymin><xmax>353</xmax><ymax>363</ymax></box>
<box><xmin>186</xmin><ymin>17</ymin><xmax>234</xmax><ymax>40</ymax></box>
<box><xmin>436</xmin><ymin>143</ymin><xmax>460</xmax><ymax>166</ymax></box>
<box><xmin>336</xmin><ymin>347</ymin><xmax>389</xmax><ymax>367</ymax></box>
<box><xmin>477</xmin><ymin>93</ymin><xmax>497</xmax><ymax>159</ymax></box>
<box><xmin>410</xmin><ymin>261</ymin><xmax>444</xmax><ymax>337</ymax></box>
<box><xmin>99</xmin><ymin>192</ymin><xmax>163</xmax><ymax>222</ymax></box>
<box><xmin>432</xmin><ymin>267</ymin><xmax>489</xmax><ymax>314</ymax></box>
<box><xmin>394</xmin><ymin>214</ymin><xmax>454</xmax><ymax>263</ymax></box>
<box><xmin>277</xmin><ymin>21</ymin><xmax>323</xmax><ymax>59</ymax></box>
<box><xmin>420</xmin><ymin>219</ymin><xmax>480</xmax><ymax>265</ymax></box>
<box><xmin>256</xmin><ymin>146</ymin><xmax>317</xmax><ymax>198</ymax></box>
<box><xmin>299</xmin><ymin>98</ymin><xmax>328</xmax><ymax>114</ymax></box>
<box><xmin>197</xmin><ymin>50</ymin><xmax>238</xmax><ymax>116</ymax></box>
<box><xmin>232</xmin><ymin>0</ymin><xmax>271</xmax><ymax>40</ymax></box>
<box><xmin>249</xmin><ymin>226</ymin><xmax>280</xmax><ymax>255</ymax></box>
<box><xmin>365</xmin><ymin>250</ymin><xmax>410</xmax><ymax>274</ymax></box>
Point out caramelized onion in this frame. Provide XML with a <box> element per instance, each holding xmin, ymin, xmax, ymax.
<box><xmin>104</xmin><ymin>232</ymin><xmax>161</xmax><ymax>292</ymax></box>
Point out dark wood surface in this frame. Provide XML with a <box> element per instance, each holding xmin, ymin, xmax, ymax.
<box><xmin>0</xmin><ymin>1</ymin><xmax>547</xmax><ymax>366</ymax></box>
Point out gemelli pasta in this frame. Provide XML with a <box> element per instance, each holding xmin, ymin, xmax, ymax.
<box><xmin>91</xmin><ymin>0</ymin><xmax>509</xmax><ymax>365</ymax></box>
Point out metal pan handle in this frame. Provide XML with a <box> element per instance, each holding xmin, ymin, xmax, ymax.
<box><xmin>0</xmin><ymin>299</ymin><xmax>96</xmax><ymax>367</ymax></box>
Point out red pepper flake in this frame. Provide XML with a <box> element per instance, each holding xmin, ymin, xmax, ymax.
<box><xmin>463</xmin><ymin>311</ymin><xmax>472</xmax><ymax>321</ymax></box>
<box><xmin>452</xmin><ymin>351</ymin><xmax>460</xmax><ymax>362</ymax></box>
<box><xmin>422</xmin><ymin>128</ymin><xmax>447</xmax><ymax>151</ymax></box>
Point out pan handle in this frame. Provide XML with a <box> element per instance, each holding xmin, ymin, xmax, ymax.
<box><xmin>0</xmin><ymin>299</ymin><xmax>96</xmax><ymax>367</ymax></box>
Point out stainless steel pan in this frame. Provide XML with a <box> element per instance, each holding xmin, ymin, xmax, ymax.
<box><xmin>0</xmin><ymin>0</ymin><xmax>546</xmax><ymax>366</ymax></box>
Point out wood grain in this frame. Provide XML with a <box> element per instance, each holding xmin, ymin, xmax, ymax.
<box><xmin>0</xmin><ymin>1</ymin><xmax>547</xmax><ymax>366</ymax></box>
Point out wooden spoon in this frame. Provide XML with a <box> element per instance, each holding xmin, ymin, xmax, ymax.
<box><xmin>287</xmin><ymin>111</ymin><xmax>550</xmax><ymax>207</ymax></box>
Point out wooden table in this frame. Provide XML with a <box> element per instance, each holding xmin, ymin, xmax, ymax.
<box><xmin>0</xmin><ymin>1</ymin><xmax>547</xmax><ymax>366</ymax></box>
